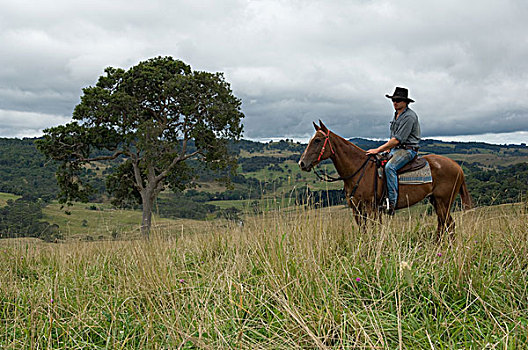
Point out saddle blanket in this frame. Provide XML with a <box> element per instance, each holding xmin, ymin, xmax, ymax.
<box><xmin>398</xmin><ymin>162</ymin><xmax>432</xmax><ymax>184</ymax></box>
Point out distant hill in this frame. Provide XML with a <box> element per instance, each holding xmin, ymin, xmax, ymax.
<box><xmin>0</xmin><ymin>137</ymin><xmax>526</xmax><ymax>214</ymax></box>
<box><xmin>349</xmin><ymin>137</ymin><xmax>528</xmax><ymax>154</ymax></box>
<box><xmin>0</xmin><ymin>138</ymin><xmax>58</xmax><ymax>201</ymax></box>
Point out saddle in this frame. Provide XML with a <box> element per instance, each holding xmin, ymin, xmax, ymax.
<box><xmin>374</xmin><ymin>152</ymin><xmax>430</xmax><ymax>212</ymax></box>
<box><xmin>376</xmin><ymin>153</ymin><xmax>427</xmax><ymax>174</ymax></box>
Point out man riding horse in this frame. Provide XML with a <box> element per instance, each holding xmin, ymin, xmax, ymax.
<box><xmin>366</xmin><ymin>87</ymin><xmax>420</xmax><ymax>215</ymax></box>
<box><xmin>299</xmin><ymin>87</ymin><xmax>472</xmax><ymax>237</ymax></box>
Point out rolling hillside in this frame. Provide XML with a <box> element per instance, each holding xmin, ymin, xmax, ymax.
<box><xmin>0</xmin><ymin>137</ymin><xmax>526</xmax><ymax>239</ymax></box>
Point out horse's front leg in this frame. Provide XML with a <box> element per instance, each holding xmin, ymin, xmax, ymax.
<box><xmin>348</xmin><ymin>198</ymin><xmax>368</xmax><ymax>231</ymax></box>
<box><xmin>366</xmin><ymin>201</ymin><xmax>382</xmax><ymax>225</ymax></box>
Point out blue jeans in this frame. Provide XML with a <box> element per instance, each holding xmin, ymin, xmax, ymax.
<box><xmin>385</xmin><ymin>148</ymin><xmax>417</xmax><ymax>207</ymax></box>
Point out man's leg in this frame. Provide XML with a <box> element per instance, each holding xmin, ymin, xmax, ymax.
<box><xmin>385</xmin><ymin>149</ymin><xmax>417</xmax><ymax>212</ymax></box>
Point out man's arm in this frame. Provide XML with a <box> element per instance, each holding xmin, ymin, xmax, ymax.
<box><xmin>366</xmin><ymin>137</ymin><xmax>400</xmax><ymax>155</ymax></box>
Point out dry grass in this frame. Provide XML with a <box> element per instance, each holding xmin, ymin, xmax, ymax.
<box><xmin>1</xmin><ymin>202</ymin><xmax>528</xmax><ymax>348</ymax></box>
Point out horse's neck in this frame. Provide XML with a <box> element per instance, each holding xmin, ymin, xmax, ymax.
<box><xmin>330</xmin><ymin>134</ymin><xmax>368</xmax><ymax>177</ymax></box>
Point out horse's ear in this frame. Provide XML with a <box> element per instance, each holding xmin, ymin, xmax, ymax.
<box><xmin>319</xmin><ymin>120</ymin><xmax>328</xmax><ymax>133</ymax></box>
<box><xmin>313</xmin><ymin>121</ymin><xmax>320</xmax><ymax>131</ymax></box>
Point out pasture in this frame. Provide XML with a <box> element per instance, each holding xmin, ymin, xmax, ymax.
<box><xmin>1</xmin><ymin>202</ymin><xmax>527</xmax><ymax>348</ymax></box>
<box><xmin>0</xmin><ymin>192</ymin><xmax>20</xmax><ymax>207</ymax></box>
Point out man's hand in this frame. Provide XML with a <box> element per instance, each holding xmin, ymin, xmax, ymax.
<box><xmin>366</xmin><ymin>148</ymin><xmax>381</xmax><ymax>155</ymax></box>
<box><xmin>366</xmin><ymin>138</ymin><xmax>400</xmax><ymax>156</ymax></box>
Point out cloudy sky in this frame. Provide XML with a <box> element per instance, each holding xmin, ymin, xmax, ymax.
<box><xmin>1</xmin><ymin>0</ymin><xmax>527</xmax><ymax>144</ymax></box>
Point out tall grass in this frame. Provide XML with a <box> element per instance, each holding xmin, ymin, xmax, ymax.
<box><xmin>1</xmin><ymin>202</ymin><xmax>527</xmax><ymax>348</ymax></box>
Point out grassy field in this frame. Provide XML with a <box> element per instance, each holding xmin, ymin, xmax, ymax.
<box><xmin>41</xmin><ymin>201</ymin><xmax>209</xmax><ymax>241</ymax></box>
<box><xmin>242</xmin><ymin>160</ymin><xmax>342</xmax><ymax>194</ymax></box>
<box><xmin>0</xmin><ymin>192</ymin><xmax>19</xmax><ymax>207</ymax></box>
<box><xmin>1</xmin><ymin>202</ymin><xmax>528</xmax><ymax>348</ymax></box>
<box><xmin>444</xmin><ymin>153</ymin><xmax>528</xmax><ymax>168</ymax></box>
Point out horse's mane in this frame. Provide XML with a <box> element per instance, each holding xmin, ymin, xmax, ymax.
<box><xmin>329</xmin><ymin>130</ymin><xmax>366</xmax><ymax>153</ymax></box>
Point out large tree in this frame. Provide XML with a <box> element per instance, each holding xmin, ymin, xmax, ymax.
<box><xmin>37</xmin><ymin>56</ymin><xmax>244</xmax><ymax>236</ymax></box>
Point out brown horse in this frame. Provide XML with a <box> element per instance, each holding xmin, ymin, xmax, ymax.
<box><xmin>298</xmin><ymin>121</ymin><xmax>472</xmax><ymax>237</ymax></box>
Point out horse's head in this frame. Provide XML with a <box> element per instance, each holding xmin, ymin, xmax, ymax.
<box><xmin>298</xmin><ymin>120</ymin><xmax>334</xmax><ymax>171</ymax></box>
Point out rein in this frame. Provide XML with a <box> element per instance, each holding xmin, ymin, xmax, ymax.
<box><xmin>314</xmin><ymin>156</ymin><xmax>373</xmax><ymax>183</ymax></box>
<box><xmin>311</xmin><ymin>131</ymin><xmax>381</xmax><ymax>207</ymax></box>
<box><xmin>314</xmin><ymin>155</ymin><xmax>377</xmax><ymax>203</ymax></box>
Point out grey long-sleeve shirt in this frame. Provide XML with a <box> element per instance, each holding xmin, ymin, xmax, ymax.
<box><xmin>390</xmin><ymin>107</ymin><xmax>421</xmax><ymax>147</ymax></box>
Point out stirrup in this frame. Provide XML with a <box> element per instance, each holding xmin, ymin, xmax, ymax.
<box><xmin>377</xmin><ymin>198</ymin><xmax>388</xmax><ymax>212</ymax></box>
<box><xmin>382</xmin><ymin>198</ymin><xmax>395</xmax><ymax>216</ymax></box>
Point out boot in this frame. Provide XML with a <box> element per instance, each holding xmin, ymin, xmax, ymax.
<box><xmin>387</xmin><ymin>203</ymin><xmax>395</xmax><ymax>216</ymax></box>
<box><xmin>384</xmin><ymin>199</ymin><xmax>395</xmax><ymax>216</ymax></box>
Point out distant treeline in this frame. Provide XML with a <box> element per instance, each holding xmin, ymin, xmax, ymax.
<box><xmin>0</xmin><ymin>198</ymin><xmax>61</xmax><ymax>241</ymax></box>
<box><xmin>292</xmin><ymin>187</ymin><xmax>346</xmax><ymax>208</ymax></box>
<box><xmin>349</xmin><ymin>138</ymin><xmax>527</xmax><ymax>155</ymax></box>
<box><xmin>0</xmin><ymin>137</ymin><xmax>526</xmax><ymax>224</ymax></box>
<box><xmin>239</xmin><ymin>154</ymin><xmax>299</xmax><ymax>172</ymax></box>
<box><xmin>0</xmin><ymin>138</ymin><xmax>58</xmax><ymax>201</ymax></box>
<box><xmin>230</xmin><ymin>139</ymin><xmax>306</xmax><ymax>154</ymax></box>
<box><xmin>465</xmin><ymin>162</ymin><xmax>528</xmax><ymax>206</ymax></box>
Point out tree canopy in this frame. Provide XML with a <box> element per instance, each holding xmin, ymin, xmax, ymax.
<box><xmin>37</xmin><ymin>56</ymin><xmax>244</xmax><ymax>235</ymax></box>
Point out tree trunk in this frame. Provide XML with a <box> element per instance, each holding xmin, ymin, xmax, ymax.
<box><xmin>138</xmin><ymin>163</ymin><xmax>165</xmax><ymax>238</ymax></box>
<box><xmin>140</xmin><ymin>190</ymin><xmax>154</xmax><ymax>237</ymax></box>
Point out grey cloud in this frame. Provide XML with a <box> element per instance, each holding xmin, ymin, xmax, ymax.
<box><xmin>0</xmin><ymin>0</ymin><xmax>527</xmax><ymax>142</ymax></box>
<box><xmin>0</xmin><ymin>109</ymin><xmax>71</xmax><ymax>137</ymax></box>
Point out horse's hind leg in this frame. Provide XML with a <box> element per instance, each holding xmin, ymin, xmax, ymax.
<box><xmin>431</xmin><ymin>196</ymin><xmax>455</xmax><ymax>241</ymax></box>
<box><xmin>438</xmin><ymin>213</ymin><xmax>455</xmax><ymax>241</ymax></box>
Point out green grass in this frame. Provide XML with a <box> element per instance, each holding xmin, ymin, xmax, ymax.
<box><xmin>208</xmin><ymin>195</ymin><xmax>313</xmax><ymax>212</ymax></box>
<box><xmin>445</xmin><ymin>153</ymin><xmax>528</xmax><ymax>168</ymax></box>
<box><xmin>1</xmin><ymin>202</ymin><xmax>528</xmax><ymax>348</ymax></box>
<box><xmin>0</xmin><ymin>192</ymin><xmax>20</xmax><ymax>207</ymax></box>
<box><xmin>244</xmin><ymin>160</ymin><xmax>342</xmax><ymax>193</ymax></box>
<box><xmin>41</xmin><ymin>201</ymin><xmax>206</xmax><ymax>240</ymax></box>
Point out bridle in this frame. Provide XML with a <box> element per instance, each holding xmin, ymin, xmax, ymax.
<box><xmin>316</xmin><ymin>129</ymin><xmax>335</xmax><ymax>162</ymax></box>
<box><xmin>312</xmin><ymin>130</ymin><xmax>377</xmax><ymax>200</ymax></box>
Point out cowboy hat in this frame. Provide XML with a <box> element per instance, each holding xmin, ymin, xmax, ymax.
<box><xmin>385</xmin><ymin>87</ymin><xmax>415</xmax><ymax>103</ymax></box>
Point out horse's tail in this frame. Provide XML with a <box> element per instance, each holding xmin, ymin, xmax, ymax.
<box><xmin>459</xmin><ymin>175</ymin><xmax>473</xmax><ymax>210</ymax></box>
